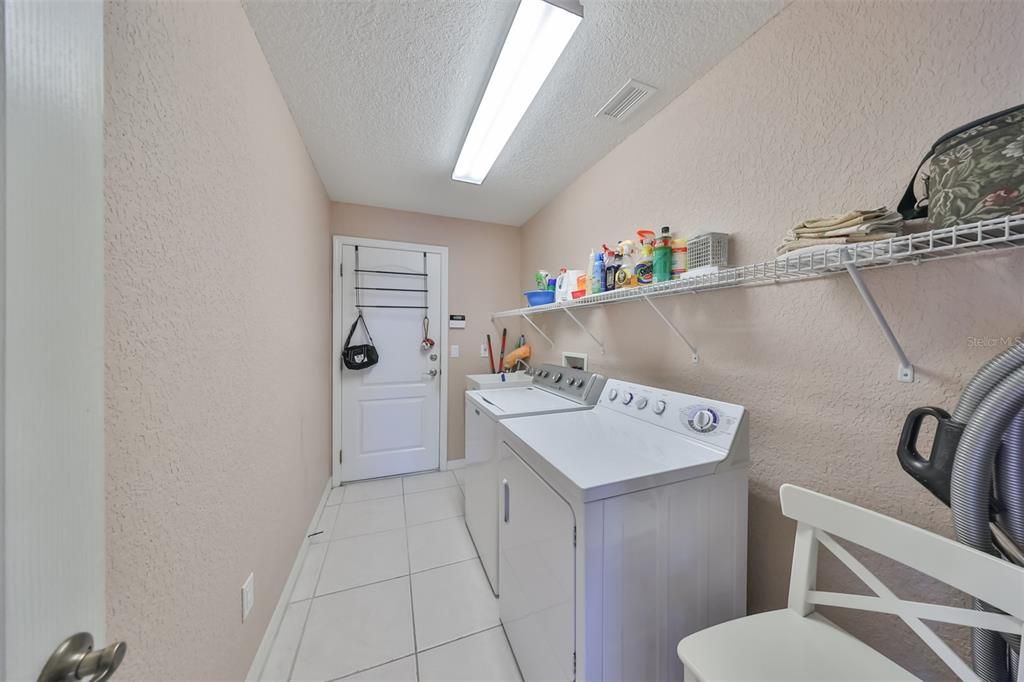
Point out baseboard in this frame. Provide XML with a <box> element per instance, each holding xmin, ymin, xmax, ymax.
<box><xmin>446</xmin><ymin>458</ymin><xmax>466</xmax><ymax>470</ymax></box>
<box><xmin>246</xmin><ymin>477</ymin><xmax>332</xmax><ymax>681</ymax></box>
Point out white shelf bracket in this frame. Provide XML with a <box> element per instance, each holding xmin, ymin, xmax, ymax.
<box><xmin>562</xmin><ymin>307</ymin><xmax>605</xmax><ymax>354</ymax></box>
<box><xmin>519</xmin><ymin>312</ymin><xmax>554</xmax><ymax>348</ymax></box>
<box><xmin>844</xmin><ymin>263</ymin><xmax>914</xmax><ymax>383</ymax></box>
<box><xmin>641</xmin><ymin>294</ymin><xmax>699</xmax><ymax>364</ymax></box>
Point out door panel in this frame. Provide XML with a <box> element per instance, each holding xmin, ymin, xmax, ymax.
<box><xmin>339</xmin><ymin>244</ymin><xmax>442</xmax><ymax>482</ymax></box>
<box><xmin>2</xmin><ymin>1</ymin><xmax>108</xmax><ymax>678</ymax></box>
<box><xmin>498</xmin><ymin>446</ymin><xmax>575</xmax><ymax>681</ymax></box>
<box><xmin>464</xmin><ymin>398</ymin><xmax>499</xmax><ymax>594</ymax></box>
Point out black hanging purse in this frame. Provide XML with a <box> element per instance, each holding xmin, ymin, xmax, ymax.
<box><xmin>341</xmin><ymin>312</ymin><xmax>379</xmax><ymax>370</ymax></box>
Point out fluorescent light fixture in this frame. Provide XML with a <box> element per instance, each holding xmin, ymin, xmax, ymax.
<box><xmin>452</xmin><ymin>0</ymin><xmax>582</xmax><ymax>185</ymax></box>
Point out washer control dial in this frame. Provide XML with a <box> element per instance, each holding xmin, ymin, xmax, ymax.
<box><xmin>621</xmin><ymin>392</ymin><xmax>634</xmax><ymax>405</ymax></box>
<box><xmin>553</xmin><ymin>372</ymin><xmax>562</xmax><ymax>383</ymax></box>
<box><xmin>685</xmin><ymin>406</ymin><xmax>720</xmax><ymax>433</ymax></box>
<box><xmin>635</xmin><ymin>397</ymin><xmax>649</xmax><ymax>410</ymax></box>
<box><xmin>653</xmin><ymin>400</ymin><xmax>667</xmax><ymax>415</ymax></box>
<box><xmin>608</xmin><ymin>389</ymin><xmax>618</xmax><ymax>401</ymax></box>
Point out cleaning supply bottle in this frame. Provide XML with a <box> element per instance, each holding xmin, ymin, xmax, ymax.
<box><xmin>671</xmin><ymin>237</ymin><xmax>688</xmax><ymax>279</ymax></box>
<box><xmin>585</xmin><ymin>249</ymin><xmax>595</xmax><ymax>295</ymax></box>
<box><xmin>635</xmin><ymin>229</ymin><xmax>655</xmax><ymax>285</ymax></box>
<box><xmin>654</xmin><ymin>226</ymin><xmax>672</xmax><ymax>282</ymax></box>
<box><xmin>602</xmin><ymin>244</ymin><xmax>618</xmax><ymax>291</ymax></box>
<box><xmin>615</xmin><ymin>240</ymin><xmax>636</xmax><ymax>289</ymax></box>
<box><xmin>593</xmin><ymin>249</ymin><xmax>605</xmax><ymax>293</ymax></box>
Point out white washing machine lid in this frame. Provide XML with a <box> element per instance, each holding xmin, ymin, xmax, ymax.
<box><xmin>501</xmin><ymin>407</ymin><xmax>728</xmax><ymax>502</ymax></box>
<box><xmin>466</xmin><ymin>386</ymin><xmax>588</xmax><ymax>418</ymax></box>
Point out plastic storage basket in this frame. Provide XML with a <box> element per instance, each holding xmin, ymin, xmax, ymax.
<box><xmin>687</xmin><ymin>232</ymin><xmax>729</xmax><ymax>270</ymax></box>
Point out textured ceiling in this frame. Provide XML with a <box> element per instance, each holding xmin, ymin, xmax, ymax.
<box><xmin>243</xmin><ymin>0</ymin><xmax>785</xmax><ymax>225</ymax></box>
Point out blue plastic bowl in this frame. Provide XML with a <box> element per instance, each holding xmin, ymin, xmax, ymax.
<box><xmin>524</xmin><ymin>290</ymin><xmax>556</xmax><ymax>306</ymax></box>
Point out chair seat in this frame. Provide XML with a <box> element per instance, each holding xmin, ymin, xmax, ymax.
<box><xmin>677</xmin><ymin>610</ymin><xmax>917</xmax><ymax>681</ymax></box>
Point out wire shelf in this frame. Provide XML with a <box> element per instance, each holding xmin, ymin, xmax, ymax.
<box><xmin>493</xmin><ymin>213</ymin><xmax>1024</xmax><ymax>319</ymax></box>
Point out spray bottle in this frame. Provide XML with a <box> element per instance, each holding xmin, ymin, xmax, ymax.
<box><xmin>635</xmin><ymin>229</ymin><xmax>655</xmax><ymax>285</ymax></box>
<box><xmin>602</xmin><ymin>244</ymin><xmax>618</xmax><ymax>291</ymax></box>
<box><xmin>593</xmin><ymin>248</ymin><xmax>605</xmax><ymax>293</ymax></box>
<box><xmin>615</xmin><ymin>239</ymin><xmax>636</xmax><ymax>289</ymax></box>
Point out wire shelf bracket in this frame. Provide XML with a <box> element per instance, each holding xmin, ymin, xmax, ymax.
<box><xmin>844</xmin><ymin>258</ymin><xmax>914</xmax><ymax>383</ymax></box>
<box><xmin>562</xmin><ymin>307</ymin><xmax>605</xmax><ymax>354</ymax></box>
<box><xmin>641</xmin><ymin>292</ymin><xmax>699</xmax><ymax>364</ymax></box>
<box><xmin>519</xmin><ymin>312</ymin><xmax>554</xmax><ymax>348</ymax></box>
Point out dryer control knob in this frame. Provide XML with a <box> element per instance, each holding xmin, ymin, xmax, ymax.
<box><xmin>621</xmin><ymin>392</ymin><xmax>634</xmax><ymax>405</ymax></box>
<box><xmin>636</xmin><ymin>397</ymin><xmax>649</xmax><ymax>410</ymax></box>
<box><xmin>553</xmin><ymin>372</ymin><xmax>562</xmax><ymax>383</ymax></box>
<box><xmin>608</xmin><ymin>389</ymin><xmax>619</xmax><ymax>401</ymax></box>
<box><xmin>653</xmin><ymin>400</ymin><xmax>667</xmax><ymax>415</ymax></box>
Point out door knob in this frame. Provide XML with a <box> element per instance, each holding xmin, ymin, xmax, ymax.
<box><xmin>39</xmin><ymin>632</ymin><xmax>127</xmax><ymax>682</ymax></box>
<box><xmin>427</xmin><ymin>368</ymin><xmax>438</xmax><ymax>377</ymax></box>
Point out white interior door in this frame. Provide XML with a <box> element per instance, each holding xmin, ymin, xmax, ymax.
<box><xmin>2</xmin><ymin>1</ymin><xmax>115</xmax><ymax>680</ymax></box>
<box><xmin>336</xmin><ymin>241</ymin><xmax>444</xmax><ymax>482</ymax></box>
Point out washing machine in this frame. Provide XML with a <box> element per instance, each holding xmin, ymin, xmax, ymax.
<box><xmin>464</xmin><ymin>363</ymin><xmax>606</xmax><ymax>596</ymax></box>
<box><xmin>496</xmin><ymin>378</ymin><xmax>749</xmax><ymax>682</ymax></box>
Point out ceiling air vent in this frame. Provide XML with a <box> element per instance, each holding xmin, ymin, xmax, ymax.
<box><xmin>595</xmin><ymin>79</ymin><xmax>657</xmax><ymax>121</ymax></box>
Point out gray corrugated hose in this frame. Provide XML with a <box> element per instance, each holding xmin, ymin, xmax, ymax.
<box><xmin>950</xmin><ymin>340</ymin><xmax>1024</xmax><ymax>681</ymax></box>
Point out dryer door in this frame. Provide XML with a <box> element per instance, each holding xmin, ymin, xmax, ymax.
<box><xmin>498</xmin><ymin>444</ymin><xmax>576</xmax><ymax>681</ymax></box>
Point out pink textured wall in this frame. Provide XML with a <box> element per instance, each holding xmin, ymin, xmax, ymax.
<box><xmin>104</xmin><ymin>2</ymin><xmax>331</xmax><ymax>679</ymax></box>
<box><xmin>519</xmin><ymin>1</ymin><xmax>1024</xmax><ymax>676</ymax></box>
<box><xmin>332</xmin><ymin>202</ymin><xmax>523</xmax><ymax>463</ymax></box>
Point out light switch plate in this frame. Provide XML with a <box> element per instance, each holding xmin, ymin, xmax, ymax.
<box><xmin>450</xmin><ymin>344</ymin><xmax>460</xmax><ymax>358</ymax></box>
<box><xmin>241</xmin><ymin>572</ymin><xmax>254</xmax><ymax>622</ymax></box>
<box><xmin>480</xmin><ymin>344</ymin><xmax>489</xmax><ymax>358</ymax></box>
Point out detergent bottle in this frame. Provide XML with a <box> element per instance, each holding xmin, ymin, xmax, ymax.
<box><xmin>654</xmin><ymin>226</ymin><xmax>673</xmax><ymax>282</ymax></box>
<box><xmin>671</xmin><ymin>237</ymin><xmax>688</xmax><ymax>279</ymax></box>
<box><xmin>593</xmin><ymin>249</ymin><xmax>605</xmax><ymax>293</ymax></box>
<box><xmin>635</xmin><ymin>229</ymin><xmax>655</xmax><ymax>285</ymax></box>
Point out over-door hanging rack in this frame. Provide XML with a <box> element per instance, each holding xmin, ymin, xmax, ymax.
<box><xmin>353</xmin><ymin>269</ymin><xmax>427</xmax><ymax>277</ymax></box>
<box><xmin>353</xmin><ymin>246</ymin><xmax>430</xmax><ymax>310</ymax></box>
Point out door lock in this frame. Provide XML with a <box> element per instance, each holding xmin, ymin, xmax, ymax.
<box><xmin>427</xmin><ymin>368</ymin><xmax>438</xmax><ymax>377</ymax></box>
<box><xmin>39</xmin><ymin>632</ymin><xmax>127</xmax><ymax>682</ymax></box>
<box><xmin>429</xmin><ymin>353</ymin><xmax>438</xmax><ymax>361</ymax></box>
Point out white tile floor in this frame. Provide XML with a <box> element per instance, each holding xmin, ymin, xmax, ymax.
<box><xmin>259</xmin><ymin>469</ymin><xmax>522</xmax><ymax>682</ymax></box>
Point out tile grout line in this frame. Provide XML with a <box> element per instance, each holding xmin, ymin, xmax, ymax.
<box><xmin>304</xmin><ymin>552</ymin><xmax>476</xmax><ymax>603</ymax></box>
<box><xmin>401</xmin><ymin>484</ymin><xmax>422</xmax><ymax>682</ymax></box>
<box><xmin>283</xmin><ymin>504</ymin><xmax>332</xmax><ymax>682</ymax></box>
<box><xmin>416</xmin><ymin>623</ymin><xmax>506</xmax><ymax>656</ymax></box>
<box><xmin>326</xmin><ymin>624</ymin><xmax>510</xmax><ymax>682</ymax></box>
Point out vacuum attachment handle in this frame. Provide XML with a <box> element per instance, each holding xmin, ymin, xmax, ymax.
<box><xmin>897</xmin><ymin>406</ymin><xmax>964</xmax><ymax>507</ymax></box>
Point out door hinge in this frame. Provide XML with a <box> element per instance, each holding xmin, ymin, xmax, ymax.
<box><xmin>339</xmin><ymin>449</ymin><xmax>343</xmax><ymax>464</ymax></box>
<box><xmin>573</xmin><ymin>526</ymin><xmax>577</xmax><ymax>547</ymax></box>
<box><xmin>572</xmin><ymin>651</ymin><xmax>576</xmax><ymax>677</ymax></box>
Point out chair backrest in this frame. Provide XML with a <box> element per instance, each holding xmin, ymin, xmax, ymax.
<box><xmin>779</xmin><ymin>484</ymin><xmax>1024</xmax><ymax>681</ymax></box>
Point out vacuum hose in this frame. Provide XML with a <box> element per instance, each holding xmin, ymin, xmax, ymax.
<box><xmin>949</xmin><ymin>341</ymin><xmax>1024</xmax><ymax>681</ymax></box>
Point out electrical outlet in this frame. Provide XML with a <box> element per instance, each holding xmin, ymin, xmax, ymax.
<box><xmin>450</xmin><ymin>344</ymin><xmax>460</xmax><ymax>358</ymax></box>
<box><xmin>241</xmin><ymin>572</ymin><xmax>255</xmax><ymax>622</ymax></box>
<box><xmin>480</xmin><ymin>344</ymin><xmax>488</xmax><ymax>358</ymax></box>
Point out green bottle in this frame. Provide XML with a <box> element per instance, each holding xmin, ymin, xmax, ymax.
<box><xmin>653</xmin><ymin>226</ymin><xmax>672</xmax><ymax>282</ymax></box>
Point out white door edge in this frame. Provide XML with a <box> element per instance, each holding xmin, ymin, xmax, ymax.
<box><xmin>331</xmin><ymin>235</ymin><xmax>449</xmax><ymax>487</ymax></box>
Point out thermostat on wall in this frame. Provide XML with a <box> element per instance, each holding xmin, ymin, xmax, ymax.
<box><xmin>449</xmin><ymin>314</ymin><xmax>466</xmax><ymax>329</ymax></box>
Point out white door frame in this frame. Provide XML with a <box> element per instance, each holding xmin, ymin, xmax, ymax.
<box><xmin>332</xmin><ymin>236</ymin><xmax>449</xmax><ymax>488</ymax></box>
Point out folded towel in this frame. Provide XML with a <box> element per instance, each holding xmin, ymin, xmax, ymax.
<box><xmin>776</xmin><ymin>208</ymin><xmax>903</xmax><ymax>256</ymax></box>
<box><xmin>791</xmin><ymin>207</ymin><xmax>889</xmax><ymax>233</ymax></box>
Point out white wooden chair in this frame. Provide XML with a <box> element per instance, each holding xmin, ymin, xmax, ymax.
<box><xmin>677</xmin><ymin>484</ymin><xmax>1024</xmax><ymax>681</ymax></box>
